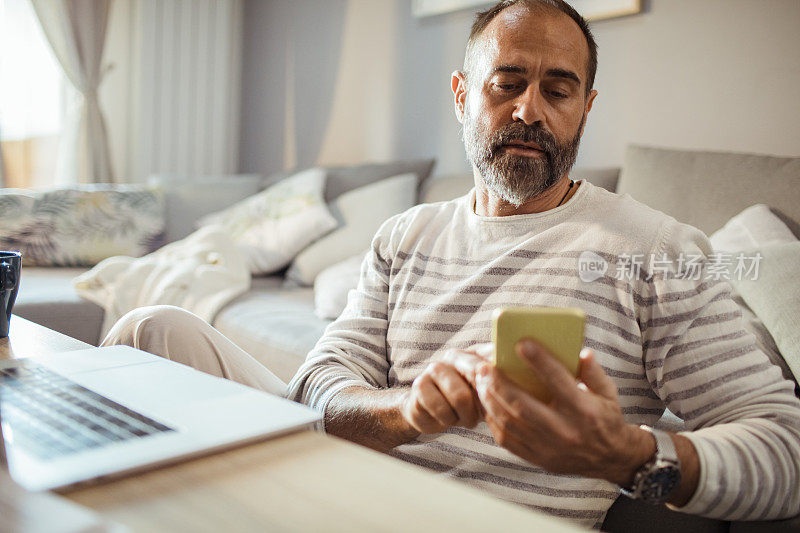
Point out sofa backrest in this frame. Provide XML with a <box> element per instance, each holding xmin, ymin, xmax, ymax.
<box><xmin>420</xmin><ymin>173</ymin><xmax>473</xmax><ymax>204</ymax></box>
<box><xmin>148</xmin><ymin>174</ymin><xmax>263</xmax><ymax>243</ymax></box>
<box><xmin>263</xmin><ymin>158</ymin><xmax>437</xmax><ymax>204</ymax></box>
<box><xmin>617</xmin><ymin>145</ymin><xmax>800</xmax><ymax>235</ymax></box>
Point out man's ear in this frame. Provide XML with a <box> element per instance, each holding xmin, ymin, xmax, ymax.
<box><xmin>451</xmin><ymin>70</ymin><xmax>467</xmax><ymax>123</ymax></box>
<box><xmin>579</xmin><ymin>89</ymin><xmax>598</xmax><ymax>138</ymax></box>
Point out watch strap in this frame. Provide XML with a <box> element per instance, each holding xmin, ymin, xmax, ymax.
<box><xmin>642</xmin><ymin>425</ymin><xmax>679</xmax><ymax>463</ymax></box>
<box><xmin>620</xmin><ymin>425</ymin><xmax>682</xmax><ymax>503</ymax></box>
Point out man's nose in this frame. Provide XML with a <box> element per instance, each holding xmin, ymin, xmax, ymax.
<box><xmin>511</xmin><ymin>86</ymin><xmax>545</xmax><ymax>125</ymax></box>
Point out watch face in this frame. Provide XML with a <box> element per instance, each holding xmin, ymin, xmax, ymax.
<box><xmin>641</xmin><ymin>464</ymin><xmax>681</xmax><ymax>503</ymax></box>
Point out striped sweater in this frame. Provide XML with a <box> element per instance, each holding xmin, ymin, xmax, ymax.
<box><xmin>287</xmin><ymin>181</ymin><xmax>800</xmax><ymax>528</ymax></box>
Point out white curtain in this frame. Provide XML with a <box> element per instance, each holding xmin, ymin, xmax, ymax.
<box><xmin>31</xmin><ymin>0</ymin><xmax>114</xmax><ymax>183</ymax></box>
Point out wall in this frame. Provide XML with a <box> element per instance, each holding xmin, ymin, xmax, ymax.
<box><xmin>582</xmin><ymin>0</ymin><xmax>800</xmax><ymax>168</ymax></box>
<box><xmin>238</xmin><ymin>0</ymin><xmax>800</xmax><ymax>178</ymax></box>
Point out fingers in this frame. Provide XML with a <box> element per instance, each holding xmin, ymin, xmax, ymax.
<box><xmin>483</xmin><ymin>411</ymin><xmax>531</xmax><ymax>457</ymax></box>
<box><xmin>415</xmin><ymin>373</ymin><xmax>459</xmax><ymax>428</ymax></box>
<box><xmin>514</xmin><ymin>341</ymin><xmax>617</xmax><ymax>403</ymax></box>
<box><xmin>578</xmin><ymin>349</ymin><xmax>618</xmax><ymax>400</ymax></box>
<box><xmin>429</xmin><ymin>363</ymin><xmax>482</xmax><ymax>427</ymax></box>
<box><xmin>476</xmin><ymin>364</ymin><xmax>565</xmax><ymax>439</ymax></box>
<box><xmin>441</xmin><ymin>345</ymin><xmax>493</xmax><ymax>387</ymax></box>
<box><xmin>404</xmin><ymin>343</ymin><xmax>616</xmax><ymax>440</ymax></box>
<box><xmin>477</xmin><ymin>364</ymin><xmax>586</xmax><ymax>469</ymax></box>
<box><xmin>445</xmin><ymin>352</ymin><xmax>483</xmax><ymax>387</ymax></box>
<box><xmin>405</xmin><ymin>362</ymin><xmax>483</xmax><ymax>434</ymax></box>
<box><xmin>471</xmin><ymin>343</ymin><xmax>495</xmax><ymax>360</ymax></box>
<box><xmin>515</xmin><ymin>339</ymin><xmax>580</xmax><ymax>405</ymax></box>
<box><xmin>404</xmin><ymin>393</ymin><xmax>446</xmax><ymax>434</ymax></box>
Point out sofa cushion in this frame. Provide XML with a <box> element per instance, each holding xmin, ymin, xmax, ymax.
<box><xmin>213</xmin><ymin>276</ymin><xmax>331</xmax><ymax>382</ymax></box>
<box><xmin>0</xmin><ymin>186</ymin><xmax>165</xmax><ymax>266</ymax></box>
<box><xmin>13</xmin><ymin>267</ymin><xmax>103</xmax><ymax>346</ymax></box>
<box><xmin>617</xmin><ymin>145</ymin><xmax>800</xmax><ymax>235</ymax></box>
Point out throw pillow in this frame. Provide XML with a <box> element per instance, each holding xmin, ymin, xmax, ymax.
<box><xmin>196</xmin><ymin>167</ymin><xmax>337</xmax><ymax>275</ymax></box>
<box><xmin>710</xmin><ymin>204</ymin><xmax>800</xmax><ymax>385</ymax></box>
<box><xmin>286</xmin><ymin>172</ymin><xmax>416</xmax><ymax>285</ymax></box>
<box><xmin>709</xmin><ymin>204</ymin><xmax>796</xmax><ymax>252</ymax></box>
<box><xmin>0</xmin><ymin>186</ymin><xmax>165</xmax><ymax>267</ymax></box>
<box><xmin>314</xmin><ymin>252</ymin><xmax>366</xmax><ymax>320</ymax></box>
<box><xmin>731</xmin><ymin>242</ymin><xmax>800</xmax><ymax>387</ymax></box>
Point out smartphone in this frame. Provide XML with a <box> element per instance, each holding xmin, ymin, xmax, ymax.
<box><xmin>491</xmin><ymin>307</ymin><xmax>586</xmax><ymax>402</ymax></box>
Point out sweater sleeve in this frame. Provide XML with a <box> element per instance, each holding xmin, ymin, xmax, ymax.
<box><xmin>285</xmin><ymin>214</ymin><xmax>401</xmax><ymax>417</ymax></box>
<box><xmin>640</xmin><ymin>219</ymin><xmax>800</xmax><ymax>520</ymax></box>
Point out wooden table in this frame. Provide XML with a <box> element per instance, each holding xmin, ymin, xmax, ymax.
<box><xmin>1</xmin><ymin>316</ymin><xmax>584</xmax><ymax>532</ymax></box>
<box><xmin>0</xmin><ymin>315</ymin><xmax>92</xmax><ymax>360</ymax></box>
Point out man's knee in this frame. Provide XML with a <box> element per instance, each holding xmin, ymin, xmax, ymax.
<box><xmin>102</xmin><ymin>305</ymin><xmax>204</xmax><ymax>351</ymax></box>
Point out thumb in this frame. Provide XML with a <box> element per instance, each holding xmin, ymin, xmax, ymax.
<box><xmin>578</xmin><ymin>349</ymin><xmax>617</xmax><ymax>400</ymax></box>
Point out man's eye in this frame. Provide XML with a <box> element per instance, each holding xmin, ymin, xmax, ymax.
<box><xmin>493</xmin><ymin>83</ymin><xmax>520</xmax><ymax>91</ymax></box>
<box><xmin>548</xmin><ymin>90</ymin><xmax>568</xmax><ymax>99</ymax></box>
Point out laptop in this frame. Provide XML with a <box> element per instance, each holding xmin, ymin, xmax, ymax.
<box><xmin>0</xmin><ymin>345</ymin><xmax>321</xmax><ymax>492</ymax></box>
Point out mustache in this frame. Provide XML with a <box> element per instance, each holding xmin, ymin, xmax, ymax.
<box><xmin>488</xmin><ymin>123</ymin><xmax>558</xmax><ymax>158</ymax></box>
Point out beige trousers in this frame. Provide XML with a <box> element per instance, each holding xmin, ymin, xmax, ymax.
<box><xmin>101</xmin><ymin>305</ymin><xmax>287</xmax><ymax>396</ymax></box>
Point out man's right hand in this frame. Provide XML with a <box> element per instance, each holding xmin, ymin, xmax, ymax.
<box><xmin>400</xmin><ymin>345</ymin><xmax>491</xmax><ymax>434</ymax></box>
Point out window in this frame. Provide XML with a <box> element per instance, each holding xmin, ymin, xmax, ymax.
<box><xmin>0</xmin><ymin>0</ymin><xmax>69</xmax><ymax>188</ymax></box>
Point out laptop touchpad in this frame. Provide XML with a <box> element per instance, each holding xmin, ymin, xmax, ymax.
<box><xmin>65</xmin><ymin>359</ymin><xmax>244</xmax><ymax>415</ymax></box>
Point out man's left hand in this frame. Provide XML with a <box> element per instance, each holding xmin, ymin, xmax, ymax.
<box><xmin>475</xmin><ymin>339</ymin><xmax>655</xmax><ymax>486</ymax></box>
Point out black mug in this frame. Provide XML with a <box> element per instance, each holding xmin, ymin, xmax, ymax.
<box><xmin>0</xmin><ymin>251</ymin><xmax>22</xmax><ymax>338</ymax></box>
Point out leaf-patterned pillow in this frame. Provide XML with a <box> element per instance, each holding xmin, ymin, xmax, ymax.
<box><xmin>0</xmin><ymin>186</ymin><xmax>165</xmax><ymax>267</ymax></box>
<box><xmin>196</xmin><ymin>167</ymin><xmax>338</xmax><ymax>274</ymax></box>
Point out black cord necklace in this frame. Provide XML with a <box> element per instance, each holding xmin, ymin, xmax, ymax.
<box><xmin>556</xmin><ymin>180</ymin><xmax>574</xmax><ymax>207</ymax></box>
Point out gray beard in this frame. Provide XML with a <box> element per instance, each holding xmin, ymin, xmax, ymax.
<box><xmin>462</xmin><ymin>114</ymin><xmax>584</xmax><ymax>207</ymax></box>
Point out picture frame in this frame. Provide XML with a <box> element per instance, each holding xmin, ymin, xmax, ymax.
<box><xmin>412</xmin><ymin>0</ymin><xmax>492</xmax><ymax>18</ymax></box>
<box><xmin>412</xmin><ymin>0</ymin><xmax>642</xmax><ymax>21</ymax></box>
<box><xmin>569</xmin><ymin>0</ymin><xmax>642</xmax><ymax>21</ymax></box>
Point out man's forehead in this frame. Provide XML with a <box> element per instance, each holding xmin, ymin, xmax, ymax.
<box><xmin>471</xmin><ymin>5</ymin><xmax>589</xmax><ymax>80</ymax></box>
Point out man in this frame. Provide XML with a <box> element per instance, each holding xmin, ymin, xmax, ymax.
<box><xmin>106</xmin><ymin>0</ymin><xmax>800</xmax><ymax>528</ymax></box>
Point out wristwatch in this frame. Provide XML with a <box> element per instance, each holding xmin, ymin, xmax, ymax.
<box><xmin>619</xmin><ymin>425</ymin><xmax>681</xmax><ymax>504</ymax></box>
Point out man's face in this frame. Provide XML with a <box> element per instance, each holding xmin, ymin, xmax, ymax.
<box><xmin>454</xmin><ymin>5</ymin><xmax>597</xmax><ymax>206</ymax></box>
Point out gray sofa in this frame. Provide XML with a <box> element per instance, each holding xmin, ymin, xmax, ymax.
<box><xmin>12</xmin><ymin>146</ymin><xmax>800</xmax><ymax>531</ymax></box>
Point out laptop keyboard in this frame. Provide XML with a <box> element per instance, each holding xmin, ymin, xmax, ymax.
<box><xmin>0</xmin><ymin>362</ymin><xmax>174</xmax><ymax>461</ymax></box>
